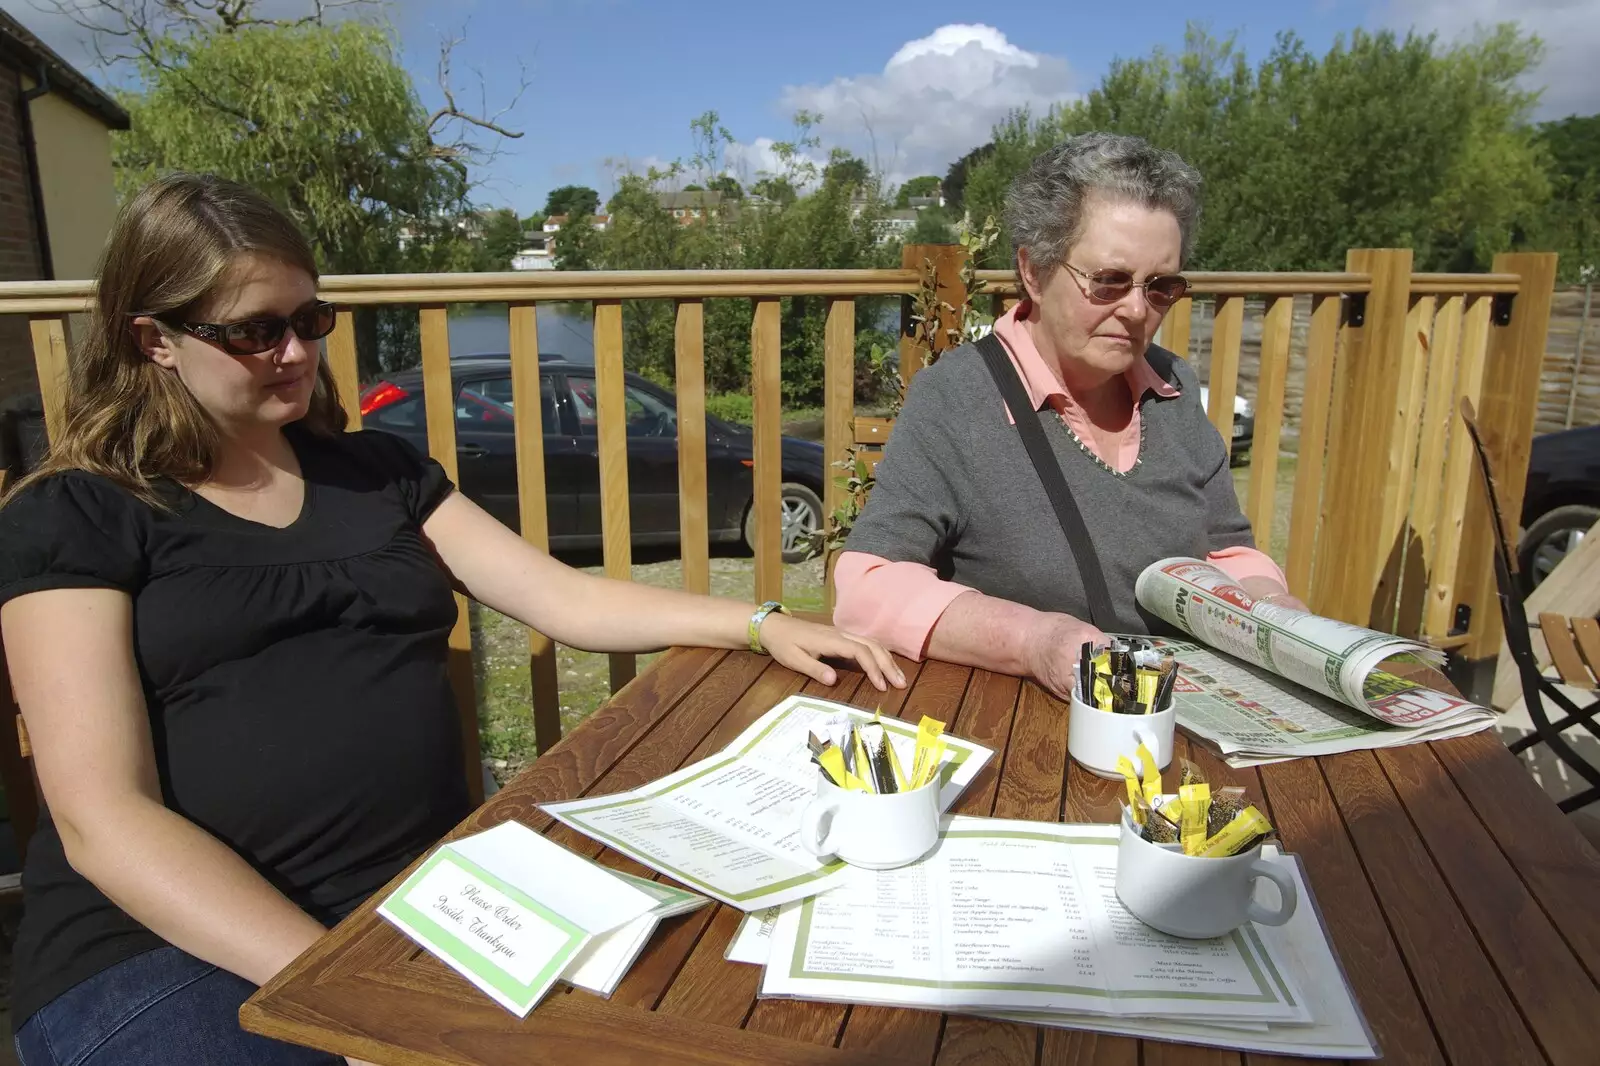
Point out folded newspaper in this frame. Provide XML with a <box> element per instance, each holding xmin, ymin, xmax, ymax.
<box><xmin>1132</xmin><ymin>558</ymin><xmax>1495</xmax><ymax>767</ymax></box>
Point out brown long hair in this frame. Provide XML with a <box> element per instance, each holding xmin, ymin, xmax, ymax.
<box><xmin>9</xmin><ymin>173</ymin><xmax>347</xmax><ymax>505</ymax></box>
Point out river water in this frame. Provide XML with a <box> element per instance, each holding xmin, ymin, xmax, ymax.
<box><xmin>445</xmin><ymin>306</ymin><xmax>595</xmax><ymax>363</ymax></box>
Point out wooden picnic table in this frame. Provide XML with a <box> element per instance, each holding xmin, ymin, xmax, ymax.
<box><xmin>242</xmin><ymin>647</ymin><xmax>1600</xmax><ymax>1066</ymax></box>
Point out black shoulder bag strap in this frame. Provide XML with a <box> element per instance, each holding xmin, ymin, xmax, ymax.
<box><xmin>974</xmin><ymin>331</ymin><xmax>1116</xmax><ymax>628</ymax></box>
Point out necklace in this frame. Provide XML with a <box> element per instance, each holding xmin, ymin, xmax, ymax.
<box><xmin>1050</xmin><ymin>403</ymin><xmax>1146</xmax><ymax>479</ymax></box>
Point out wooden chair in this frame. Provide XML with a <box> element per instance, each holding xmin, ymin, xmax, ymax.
<box><xmin>1460</xmin><ymin>399</ymin><xmax>1600</xmax><ymax>813</ymax></box>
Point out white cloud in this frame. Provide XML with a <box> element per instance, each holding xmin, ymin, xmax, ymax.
<box><xmin>765</xmin><ymin>23</ymin><xmax>1078</xmax><ymax>187</ymax></box>
<box><xmin>1380</xmin><ymin>0</ymin><xmax>1600</xmax><ymax>118</ymax></box>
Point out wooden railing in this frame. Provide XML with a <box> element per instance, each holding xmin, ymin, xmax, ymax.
<box><xmin>0</xmin><ymin>250</ymin><xmax>1557</xmax><ymax>800</ymax></box>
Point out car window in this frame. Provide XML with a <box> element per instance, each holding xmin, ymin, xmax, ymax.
<box><xmin>455</xmin><ymin>384</ymin><xmax>514</xmax><ymax>426</ymax></box>
<box><xmin>568</xmin><ymin>377</ymin><xmax>677</xmax><ymax>439</ymax></box>
<box><xmin>365</xmin><ymin>393</ymin><xmax>426</xmax><ymax>430</ymax></box>
<box><xmin>459</xmin><ymin>375</ymin><xmax>560</xmax><ymax>431</ymax></box>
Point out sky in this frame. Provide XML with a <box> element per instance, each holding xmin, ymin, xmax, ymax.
<box><xmin>7</xmin><ymin>0</ymin><xmax>1600</xmax><ymax>219</ymax></box>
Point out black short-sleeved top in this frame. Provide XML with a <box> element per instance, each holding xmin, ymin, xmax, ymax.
<box><xmin>0</xmin><ymin>426</ymin><xmax>472</xmax><ymax>1024</ymax></box>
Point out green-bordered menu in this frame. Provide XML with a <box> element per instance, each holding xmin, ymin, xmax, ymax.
<box><xmin>378</xmin><ymin>821</ymin><xmax>661</xmax><ymax>1015</ymax></box>
<box><xmin>540</xmin><ymin>695</ymin><xmax>994</xmax><ymax>910</ymax></box>
<box><xmin>760</xmin><ymin>818</ymin><xmax>1313</xmax><ymax>1025</ymax></box>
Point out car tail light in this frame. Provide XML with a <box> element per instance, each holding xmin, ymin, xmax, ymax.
<box><xmin>360</xmin><ymin>381</ymin><xmax>408</xmax><ymax>416</ymax></box>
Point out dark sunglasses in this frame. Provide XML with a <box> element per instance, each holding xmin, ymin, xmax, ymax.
<box><xmin>1064</xmin><ymin>263</ymin><xmax>1189</xmax><ymax>309</ymax></box>
<box><xmin>148</xmin><ymin>301</ymin><xmax>337</xmax><ymax>356</ymax></box>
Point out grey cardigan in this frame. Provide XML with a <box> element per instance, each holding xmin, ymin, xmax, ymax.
<box><xmin>842</xmin><ymin>341</ymin><xmax>1256</xmax><ymax>635</ymax></box>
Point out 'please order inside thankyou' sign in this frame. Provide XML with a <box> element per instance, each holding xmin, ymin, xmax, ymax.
<box><xmin>379</xmin><ymin>821</ymin><xmax>659</xmax><ymax>1015</ymax></box>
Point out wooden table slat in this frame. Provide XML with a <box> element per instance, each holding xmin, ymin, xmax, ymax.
<box><xmin>242</xmin><ymin>651</ymin><xmax>1600</xmax><ymax>1066</ymax></box>
<box><xmin>1375</xmin><ymin>742</ymin><xmax>1599</xmax><ymax>1066</ymax></box>
<box><xmin>666</xmin><ymin>668</ymin><xmax>876</xmax><ymax>1033</ymax></box>
<box><xmin>1038</xmin><ymin>1029</ymin><xmax>1138</xmax><ymax>1065</ymax></box>
<box><xmin>1431</xmin><ymin>730</ymin><xmax>1600</xmax><ymax>983</ymax></box>
<box><xmin>1257</xmin><ymin>757</ymin><xmax>1446</xmax><ymax>1066</ymax></box>
<box><xmin>931</xmin><ymin>681</ymin><xmax>1068</xmax><ymax>1066</ymax></box>
<box><xmin>745</xmin><ymin>660</ymin><xmax>957</xmax><ymax>1048</ymax></box>
<box><xmin>836</xmin><ymin>667</ymin><xmax>1025</xmax><ymax>1063</ymax></box>
<box><xmin>495</xmin><ymin>646</ymin><xmax>728</xmax><ymax>823</ymax></box>
<box><xmin>1319</xmin><ymin>750</ymin><xmax>1544</xmax><ymax>1066</ymax></box>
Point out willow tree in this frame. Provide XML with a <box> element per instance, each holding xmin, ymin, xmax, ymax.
<box><xmin>52</xmin><ymin>0</ymin><xmax>524</xmax><ymax>374</ymax></box>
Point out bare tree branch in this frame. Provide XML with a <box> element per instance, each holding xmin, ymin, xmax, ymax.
<box><xmin>424</xmin><ymin>30</ymin><xmax>526</xmax><ymax>169</ymax></box>
<box><xmin>31</xmin><ymin>0</ymin><xmax>384</xmax><ymax>70</ymax></box>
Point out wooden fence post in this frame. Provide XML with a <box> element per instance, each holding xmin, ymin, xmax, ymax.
<box><xmin>898</xmin><ymin>243</ymin><xmax>968</xmax><ymax>389</ymax></box>
<box><xmin>1311</xmin><ymin>248</ymin><xmax>1415</xmax><ymax>627</ymax></box>
<box><xmin>419</xmin><ymin>305</ymin><xmax>484</xmax><ymax>805</ymax></box>
<box><xmin>1455</xmin><ymin>252</ymin><xmax>1560</xmax><ymax>663</ymax></box>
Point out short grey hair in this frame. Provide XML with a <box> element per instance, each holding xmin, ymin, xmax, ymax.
<box><xmin>1004</xmin><ymin>133</ymin><xmax>1202</xmax><ymax>279</ymax></box>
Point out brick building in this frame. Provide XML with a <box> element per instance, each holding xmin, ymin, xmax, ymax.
<box><xmin>0</xmin><ymin>11</ymin><xmax>128</xmax><ymax>404</ymax></box>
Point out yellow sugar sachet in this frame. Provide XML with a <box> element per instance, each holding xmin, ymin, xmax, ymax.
<box><xmin>911</xmin><ymin>715</ymin><xmax>945</xmax><ymax>788</ymax></box>
<box><xmin>1094</xmin><ymin>674</ymin><xmax>1113</xmax><ymax>711</ymax></box>
<box><xmin>916</xmin><ymin>738</ymin><xmax>947</xmax><ymax>789</ymax></box>
<box><xmin>1179</xmin><ymin>782</ymin><xmax>1211</xmax><ymax>856</ymax></box>
<box><xmin>1197</xmin><ymin>805</ymin><xmax>1274</xmax><ymax>858</ymax></box>
<box><xmin>817</xmin><ymin>745</ymin><xmax>870</xmax><ymax>792</ymax></box>
<box><xmin>851</xmin><ymin>727</ymin><xmax>875</xmax><ymax>793</ymax></box>
<box><xmin>1137</xmin><ymin>741</ymin><xmax>1163</xmax><ymax>805</ymax></box>
<box><xmin>1137</xmin><ymin>669</ymin><xmax>1158</xmax><ymax>712</ymax></box>
<box><xmin>1117</xmin><ymin>755</ymin><xmax>1144</xmax><ymax>824</ymax></box>
<box><xmin>1159</xmin><ymin>797</ymin><xmax>1184</xmax><ymax>826</ymax></box>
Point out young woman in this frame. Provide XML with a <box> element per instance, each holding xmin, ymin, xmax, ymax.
<box><xmin>0</xmin><ymin>173</ymin><xmax>901</xmax><ymax>1066</ymax></box>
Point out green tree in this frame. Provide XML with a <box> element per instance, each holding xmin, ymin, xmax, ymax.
<box><xmin>708</xmin><ymin>174</ymin><xmax>745</xmax><ymax>200</ymax></box>
<box><xmin>751</xmin><ymin>177</ymin><xmax>798</xmax><ymax>206</ymax></box>
<box><xmin>112</xmin><ymin>19</ymin><xmax>529</xmax><ymax>374</ymax></box>
<box><xmin>544</xmin><ymin>184</ymin><xmax>602</xmax><ymax>220</ymax></box>
<box><xmin>823</xmin><ymin>151</ymin><xmax>871</xmax><ymax>190</ymax></box>
<box><xmin>116</xmin><ymin>22</ymin><xmax>476</xmax><ymax>274</ymax></box>
<box><xmin>905</xmin><ymin>207</ymin><xmax>957</xmax><ymax>245</ymax></box>
<box><xmin>943</xmin><ymin>144</ymin><xmax>994</xmax><ymax>212</ymax></box>
<box><xmin>1529</xmin><ymin>113</ymin><xmax>1600</xmax><ymax>279</ymax></box>
<box><xmin>895</xmin><ymin>175</ymin><xmax>942</xmax><ymax>208</ymax></box>
<box><xmin>962</xmin><ymin>24</ymin><xmax>1550</xmax><ymax>273</ymax></box>
<box><xmin>65</xmin><ymin>0</ymin><xmax>525</xmax><ymax>375</ymax></box>
<box><xmin>567</xmin><ymin>114</ymin><xmax>896</xmax><ymax>404</ymax></box>
<box><xmin>477</xmin><ymin>208</ymin><xmax>527</xmax><ymax>270</ymax></box>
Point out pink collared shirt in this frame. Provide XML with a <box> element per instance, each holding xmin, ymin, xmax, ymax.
<box><xmin>834</xmin><ymin>305</ymin><xmax>1287</xmax><ymax>659</ymax></box>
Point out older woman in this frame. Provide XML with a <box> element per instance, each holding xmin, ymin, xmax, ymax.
<box><xmin>835</xmin><ymin>133</ymin><xmax>1304</xmax><ymax>703</ymax></box>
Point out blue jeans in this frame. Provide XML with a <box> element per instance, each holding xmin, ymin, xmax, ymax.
<box><xmin>14</xmin><ymin>946</ymin><xmax>342</xmax><ymax>1066</ymax></box>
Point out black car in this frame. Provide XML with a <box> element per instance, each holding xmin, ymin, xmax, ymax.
<box><xmin>1518</xmin><ymin>422</ymin><xmax>1600</xmax><ymax>592</ymax></box>
<box><xmin>359</xmin><ymin>356</ymin><xmax>828</xmax><ymax>562</ymax></box>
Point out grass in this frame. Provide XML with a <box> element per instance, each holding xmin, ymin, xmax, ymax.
<box><xmin>1232</xmin><ymin>450</ymin><xmax>1299</xmax><ymax>570</ymax></box>
<box><xmin>472</xmin><ymin>552</ymin><xmax>827</xmax><ymax>784</ymax></box>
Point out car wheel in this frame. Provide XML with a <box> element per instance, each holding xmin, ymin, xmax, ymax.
<box><xmin>1517</xmin><ymin>504</ymin><xmax>1599</xmax><ymax>593</ymax></box>
<box><xmin>744</xmin><ymin>482</ymin><xmax>824</xmax><ymax>564</ymax></box>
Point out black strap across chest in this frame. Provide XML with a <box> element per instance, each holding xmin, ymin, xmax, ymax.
<box><xmin>974</xmin><ymin>331</ymin><xmax>1116</xmax><ymax>628</ymax></box>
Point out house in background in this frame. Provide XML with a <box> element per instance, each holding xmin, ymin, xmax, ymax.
<box><xmin>516</xmin><ymin>213</ymin><xmax>610</xmax><ymax>269</ymax></box>
<box><xmin>657</xmin><ymin>190</ymin><xmax>725</xmax><ymax>224</ymax></box>
<box><xmin>0</xmin><ymin>10</ymin><xmax>127</xmax><ymax>404</ymax></box>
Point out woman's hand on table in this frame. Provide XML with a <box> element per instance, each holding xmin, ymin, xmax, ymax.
<box><xmin>759</xmin><ymin>613</ymin><xmax>905</xmax><ymax>691</ymax></box>
<box><xmin>1023</xmin><ymin>613</ymin><xmax>1108</xmax><ymax>704</ymax></box>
